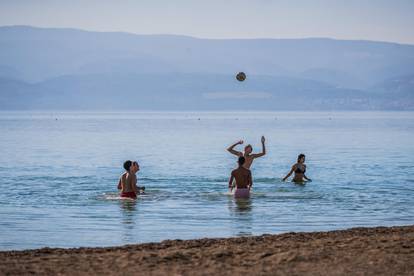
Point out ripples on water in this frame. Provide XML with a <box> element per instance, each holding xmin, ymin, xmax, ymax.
<box><xmin>0</xmin><ymin>111</ymin><xmax>413</xmax><ymax>250</ymax></box>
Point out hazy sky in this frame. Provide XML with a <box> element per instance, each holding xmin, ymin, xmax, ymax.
<box><xmin>1</xmin><ymin>0</ymin><xmax>414</xmax><ymax>44</ymax></box>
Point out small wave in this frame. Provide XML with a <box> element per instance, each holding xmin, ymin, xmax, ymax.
<box><xmin>139</xmin><ymin>177</ymin><xmax>227</xmax><ymax>183</ymax></box>
<box><xmin>98</xmin><ymin>193</ymin><xmax>140</xmax><ymax>201</ymax></box>
<box><xmin>139</xmin><ymin>176</ymin><xmax>285</xmax><ymax>184</ymax></box>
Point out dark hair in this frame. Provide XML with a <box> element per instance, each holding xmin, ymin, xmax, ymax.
<box><xmin>238</xmin><ymin>156</ymin><xmax>246</xmax><ymax>166</ymax></box>
<box><xmin>123</xmin><ymin>160</ymin><xmax>132</xmax><ymax>171</ymax></box>
<box><xmin>297</xmin><ymin>154</ymin><xmax>306</xmax><ymax>162</ymax></box>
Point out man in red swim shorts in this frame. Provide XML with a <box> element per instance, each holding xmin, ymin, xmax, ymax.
<box><xmin>117</xmin><ymin>160</ymin><xmax>140</xmax><ymax>199</ymax></box>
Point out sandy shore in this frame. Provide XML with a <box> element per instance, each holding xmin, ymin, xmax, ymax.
<box><xmin>1</xmin><ymin>225</ymin><xmax>413</xmax><ymax>276</ymax></box>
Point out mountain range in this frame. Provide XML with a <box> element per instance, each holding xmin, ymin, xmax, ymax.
<box><xmin>0</xmin><ymin>26</ymin><xmax>413</xmax><ymax>110</ymax></box>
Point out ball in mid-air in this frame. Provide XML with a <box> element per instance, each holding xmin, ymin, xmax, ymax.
<box><xmin>236</xmin><ymin>72</ymin><xmax>246</xmax><ymax>82</ymax></box>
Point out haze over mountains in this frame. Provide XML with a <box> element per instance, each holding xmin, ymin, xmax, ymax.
<box><xmin>0</xmin><ymin>26</ymin><xmax>413</xmax><ymax>110</ymax></box>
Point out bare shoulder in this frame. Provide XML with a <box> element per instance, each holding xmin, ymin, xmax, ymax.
<box><xmin>125</xmin><ymin>172</ymin><xmax>135</xmax><ymax>180</ymax></box>
<box><xmin>242</xmin><ymin>167</ymin><xmax>252</xmax><ymax>174</ymax></box>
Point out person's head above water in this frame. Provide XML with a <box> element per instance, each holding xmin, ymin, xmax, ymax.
<box><xmin>131</xmin><ymin>161</ymin><xmax>140</xmax><ymax>172</ymax></box>
<box><xmin>123</xmin><ymin>160</ymin><xmax>132</xmax><ymax>171</ymax></box>
<box><xmin>244</xmin><ymin>144</ymin><xmax>253</xmax><ymax>154</ymax></box>
<box><xmin>297</xmin><ymin>154</ymin><xmax>306</xmax><ymax>163</ymax></box>
<box><xmin>123</xmin><ymin>160</ymin><xmax>140</xmax><ymax>172</ymax></box>
<box><xmin>238</xmin><ymin>156</ymin><xmax>246</xmax><ymax>166</ymax></box>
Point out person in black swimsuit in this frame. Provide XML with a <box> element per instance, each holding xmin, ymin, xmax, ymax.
<box><xmin>282</xmin><ymin>154</ymin><xmax>311</xmax><ymax>183</ymax></box>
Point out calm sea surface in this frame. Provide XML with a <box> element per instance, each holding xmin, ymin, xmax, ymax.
<box><xmin>0</xmin><ymin>111</ymin><xmax>413</xmax><ymax>250</ymax></box>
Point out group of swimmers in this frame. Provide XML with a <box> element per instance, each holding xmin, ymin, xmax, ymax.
<box><xmin>117</xmin><ymin>136</ymin><xmax>311</xmax><ymax>199</ymax></box>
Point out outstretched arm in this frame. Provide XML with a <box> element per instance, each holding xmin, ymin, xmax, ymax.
<box><xmin>252</xmin><ymin>136</ymin><xmax>266</xmax><ymax>158</ymax></box>
<box><xmin>282</xmin><ymin>165</ymin><xmax>295</xmax><ymax>181</ymax></box>
<box><xmin>227</xmin><ymin>140</ymin><xmax>243</xmax><ymax>157</ymax></box>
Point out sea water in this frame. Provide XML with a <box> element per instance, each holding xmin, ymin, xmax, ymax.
<box><xmin>0</xmin><ymin>111</ymin><xmax>413</xmax><ymax>250</ymax></box>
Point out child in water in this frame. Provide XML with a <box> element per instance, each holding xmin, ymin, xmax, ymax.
<box><xmin>117</xmin><ymin>160</ymin><xmax>145</xmax><ymax>199</ymax></box>
<box><xmin>229</xmin><ymin>156</ymin><xmax>253</xmax><ymax>198</ymax></box>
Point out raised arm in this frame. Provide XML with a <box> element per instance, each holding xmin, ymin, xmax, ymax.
<box><xmin>282</xmin><ymin>165</ymin><xmax>295</xmax><ymax>181</ymax></box>
<box><xmin>251</xmin><ymin>136</ymin><xmax>266</xmax><ymax>158</ymax></box>
<box><xmin>227</xmin><ymin>140</ymin><xmax>243</xmax><ymax>157</ymax></box>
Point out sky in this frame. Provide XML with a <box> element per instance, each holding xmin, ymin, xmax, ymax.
<box><xmin>0</xmin><ymin>0</ymin><xmax>414</xmax><ymax>44</ymax></box>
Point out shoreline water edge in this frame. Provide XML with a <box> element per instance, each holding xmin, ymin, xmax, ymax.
<box><xmin>1</xmin><ymin>225</ymin><xmax>413</xmax><ymax>275</ymax></box>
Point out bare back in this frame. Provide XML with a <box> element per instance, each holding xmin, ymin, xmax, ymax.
<box><xmin>120</xmin><ymin>172</ymin><xmax>137</xmax><ymax>193</ymax></box>
<box><xmin>231</xmin><ymin>167</ymin><xmax>252</xmax><ymax>189</ymax></box>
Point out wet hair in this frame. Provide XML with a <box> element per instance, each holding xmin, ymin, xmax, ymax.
<box><xmin>297</xmin><ymin>154</ymin><xmax>306</xmax><ymax>162</ymax></box>
<box><xmin>245</xmin><ymin>144</ymin><xmax>252</xmax><ymax>151</ymax></box>
<box><xmin>123</xmin><ymin>160</ymin><xmax>132</xmax><ymax>171</ymax></box>
<box><xmin>238</xmin><ymin>156</ymin><xmax>246</xmax><ymax>166</ymax></box>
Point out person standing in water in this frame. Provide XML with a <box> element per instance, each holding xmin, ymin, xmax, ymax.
<box><xmin>227</xmin><ymin>136</ymin><xmax>266</xmax><ymax>169</ymax></box>
<box><xmin>229</xmin><ymin>157</ymin><xmax>253</xmax><ymax>198</ymax></box>
<box><xmin>282</xmin><ymin>154</ymin><xmax>312</xmax><ymax>183</ymax></box>
<box><xmin>117</xmin><ymin>160</ymin><xmax>142</xmax><ymax>199</ymax></box>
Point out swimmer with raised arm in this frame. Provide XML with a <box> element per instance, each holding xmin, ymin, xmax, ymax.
<box><xmin>117</xmin><ymin>160</ymin><xmax>144</xmax><ymax>199</ymax></box>
<box><xmin>227</xmin><ymin>136</ymin><xmax>266</xmax><ymax>169</ymax></box>
<box><xmin>282</xmin><ymin>154</ymin><xmax>312</xmax><ymax>183</ymax></box>
<box><xmin>229</xmin><ymin>157</ymin><xmax>253</xmax><ymax>198</ymax></box>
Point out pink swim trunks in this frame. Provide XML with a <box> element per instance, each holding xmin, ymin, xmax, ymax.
<box><xmin>234</xmin><ymin>188</ymin><xmax>250</xmax><ymax>198</ymax></box>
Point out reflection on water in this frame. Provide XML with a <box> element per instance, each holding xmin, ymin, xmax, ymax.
<box><xmin>120</xmin><ymin>199</ymin><xmax>137</xmax><ymax>215</ymax></box>
<box><xmin>235</xmin><ymin>198</ymin><xmax>252</xmax><ymax>213</ymax></box>
<box><xmin>119</xmin><ymin>200</ymin><xmax>137</xmax><ymax>243</ymax></box>
<box><xmin>227</xmin><ymin>195</ymin><xmax>253</xmax><ymax>214</ymax></box>
<box><xmin>228</xmin><ymin>196</ymin><xmax>253</xmax><ymax>237</ymax></box>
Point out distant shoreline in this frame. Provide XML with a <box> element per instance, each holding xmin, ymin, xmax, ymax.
<box><xmin>1</xmin><ymin>109</ymin><xmax>414</xmax><ymax>112</ymax></box>
<box><xmin>1</xmin><ymin>225</ymin><xmax>413</xmax><ymax>275</ymax></box>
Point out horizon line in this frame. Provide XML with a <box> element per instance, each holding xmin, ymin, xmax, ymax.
<box><xmin>1</xmin><ymin>24</ymin><xmax>413</xmax><ymax>47</ymax></box>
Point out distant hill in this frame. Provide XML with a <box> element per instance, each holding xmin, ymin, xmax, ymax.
<box><xmin>0</xmin><ymin>73</ymin><xmax>406</xmax><ymax>110</ymax></box>
<box><xmin>0</xmin><ymin>26</ymin><xmax>413</xmax><ymax>110</ymax></box>
<box><xmin>372</xmin><ymin>74</ymin><xmax>414</xmax><ymax>96</ymax></box>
